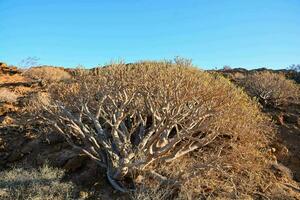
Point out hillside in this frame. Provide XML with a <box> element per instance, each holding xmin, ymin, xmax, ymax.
<box><xmin>0</xmin><ymin>62</ymin><xmax>299</xmax><ymax>199</ymax></box>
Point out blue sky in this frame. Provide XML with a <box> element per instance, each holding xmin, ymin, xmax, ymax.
<box><xmin>1</xmin><ymin>0</ymin><xmax>300</xmax><ymax>69</ymax></box>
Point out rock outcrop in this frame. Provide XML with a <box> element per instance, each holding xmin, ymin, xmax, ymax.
<box><xmin>0</xmin><ymin>62</ymin><xmax>19</xmax><ymax>75</ymax></box>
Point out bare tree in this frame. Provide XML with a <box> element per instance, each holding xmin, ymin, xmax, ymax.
<box><xmin>289</xmin><ymin>64</ymin><xmax>300</xmax><ymax>72</ymax></box>
<box><xmin>19</xmin><ymin>56</ymin><xmax>40</xmax><ymax>69</ymax></box>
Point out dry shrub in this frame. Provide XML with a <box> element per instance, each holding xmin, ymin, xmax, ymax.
<box><xmin>32</xmin><ymin>60</ymin><xmax>283</xmax><ymax>197</ymax></box>
<box><xmin>23</xmin><ymin>66</ymin><xmax>71</xmax><ymax>83</ymax></box>
<box><xmin>242</xmin><ymin>71</ymin><xmax>299</xmax><ymax>106</ymax></box>
<box><xmin>0</xmin><ymin>165</ymin><xmax>75</xmax><ymax>200</ymax></box>
<box><xmin>0</xmin><ymin>88</ymin><xmax>18</xmax><ymax>103</ymax></box>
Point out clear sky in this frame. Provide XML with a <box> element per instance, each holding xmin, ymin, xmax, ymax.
<box><xmin>1</xmin><ymin>0</ymin><xmax>300</xmax><ymax>69</ymax></box>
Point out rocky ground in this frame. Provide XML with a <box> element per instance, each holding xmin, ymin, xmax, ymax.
<box><xmin>217</xmin><ymin>68</ymin><xmax>300</xmax><ymax>183</ymax></box>
<box><xmin>0</xmin><ymin>63</ymin><xmax>299</xmax><ymax>199</ymax></box>
<box><xmin>270</xmin><ymin>103</ymin><xmax>300</xmax><ymax>182</ymax></box>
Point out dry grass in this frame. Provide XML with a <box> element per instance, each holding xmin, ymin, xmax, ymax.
<box><xmin>129</xmin><ymin>183</ymin><xmax>176</xmax><ymax>200</ymax></box>
<box><xmin>0</xmin><ymin>165</ymin><xmax>75</xmax><ymax>200</ymax></box>
<box><xmin>0</xmin><ymin>88</ymin><xmax>18</xmax><ymax>103</ymax></box>
<box><xmin>242</xmin><ymin>71</ymin><xmax>299</xmax><ymax>106</ymax></box>
<box><xmin>23</xmin><ymin>66</ymin><xmax>71</xmax><ymax>83</ymax></box>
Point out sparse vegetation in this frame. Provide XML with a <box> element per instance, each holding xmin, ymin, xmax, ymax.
<box><xmin>242</xmin><ymin>71</ymin><xmax>299</xmax><ymax>106</ymax></box>
<box><xmin>23</xmin><ymin>66</ymin><xmax>71</xmax><ymax>83</ymax></box>
<box><xmin>0</xmin><ymin>165</ymin><xmax>75</xmax><ymax>200</ymax></box>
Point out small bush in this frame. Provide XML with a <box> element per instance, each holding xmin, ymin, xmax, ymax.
<box><xmin>242</xmin><ymin>71</ymin><xmax>299</xmax><ymax>106</ymax></box>
<box><xmin>0</xmin><ymin>88</ymin><xmax>18</xmax><ymax>103</ymax></box>
<box><xmin>23</xmin><ymin>66</ymin><xmax>71</xmax><ymax>83</ymax></box>
<box><xmin>0</xmin><ymin>165</ymin><xmax>75</xmax><ymax>200</ymax></box>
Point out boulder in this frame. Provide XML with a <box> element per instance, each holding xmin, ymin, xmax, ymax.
<box><xmin>0</xmin><ymin>62</ymin><xmax>19</xmax><ymax>74</ymax></box>
<box><xmin>0</xmin><ymin>62</ymin><xmax>8</xmax><ymax>68</ymax></box>
<box><xmin>50</xmin><ymin>149</ymin><xmax>77</xmax><ymax>167</ymax></box>
<box><xmin>64</xmin><ymin>155</ymin><xmax>88</xmax><ymax>172</ymax></box>
<box><xmin>73</xmin><ymin>162</ymin><xmax>102</xmax><ymax>186</ymax></box>
<box><xmin>21</xmin><ymin>139</ymin><xmax>40</xmax><ymax>154</ymax></box>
